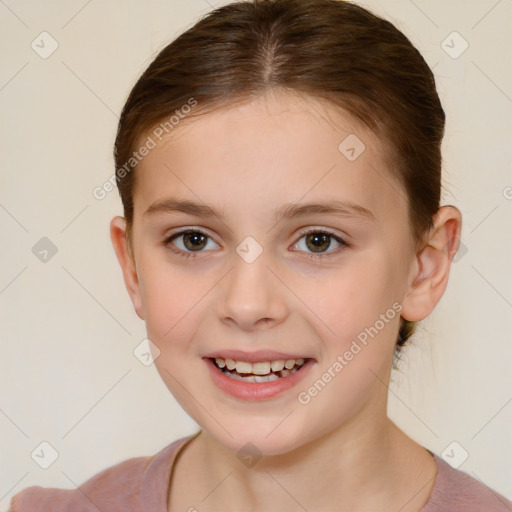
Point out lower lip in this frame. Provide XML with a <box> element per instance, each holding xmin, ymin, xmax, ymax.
<box><xmin>204</xmin><ymin>358</ymin><xmax>315</xmax><ymax>401</ymax></box>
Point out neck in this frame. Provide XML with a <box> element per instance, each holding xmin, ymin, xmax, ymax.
<box><xmin>176</xmin><ymin>402</ymin><xmax>437</xmax><ymax>511</ymax></box>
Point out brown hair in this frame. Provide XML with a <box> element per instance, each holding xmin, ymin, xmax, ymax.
<box><xmin>113</xmin><ymin>0</ymin><xmax>445</xmax><ymax>357</ymax></box>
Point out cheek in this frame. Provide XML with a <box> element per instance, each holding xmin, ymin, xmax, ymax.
<box><xmin>141</xmin><ymin>266</ymin><xmax>206</xmax><ymax>406</ymax></box>
<box><xmin>137</xmin><ymin>252</ymin><xmax>209</xmax><ymax>339</ymax></box>
<box><xmin>293</xmin><ymin>252</ymin><xmax>403</xmax><ymax>349</ymax></box>
<box><xmin>295</xmin><ymin>259</ymin><xmax>402</xmax><ymax>424</ymax></box>
<box><xmin>294</xmin><ymin>345</ymin><xmax>389</xmax><ymax>445</ymax></box>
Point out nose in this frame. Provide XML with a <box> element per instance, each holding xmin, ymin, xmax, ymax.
<box><xmin>216</xmin><ymin>247</ymin><xmax>289</xmax><ymax>331</ymax></box>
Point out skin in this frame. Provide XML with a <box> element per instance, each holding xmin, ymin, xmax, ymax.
<box><xmin>110</xmin><ymin>89</ymin><xmax>462</xmax><ymax>511</ymax></box>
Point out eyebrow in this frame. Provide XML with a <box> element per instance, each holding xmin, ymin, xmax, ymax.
<box><xmin>144</xmin><ymin>198</ymin><xmax>375</xmax><ymax>222</ymax></box>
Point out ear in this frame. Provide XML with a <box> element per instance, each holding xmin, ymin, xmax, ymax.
<box><xmin>110</xmin><ymin>216</ymin><xmax>145</xmax><ymax>320</ymax></box>
<box><xmin>401</xmin><ymin>205</ymin><xmax>463</xmax><ymax>322</ymax></box>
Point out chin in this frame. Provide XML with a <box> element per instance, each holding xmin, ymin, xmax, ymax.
<box><xmin>202</xmin><ymin>415</ymin><xmax>308</xmax><ymax>457</ymax></box>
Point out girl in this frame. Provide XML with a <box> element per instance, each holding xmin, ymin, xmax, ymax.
<box><xmin>10</xmin><ymin>0</ymin><xmax>512</xmax><ymax>510</ymax></box>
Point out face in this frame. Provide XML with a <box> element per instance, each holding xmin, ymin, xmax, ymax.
<box><xmin>117</xmin><ymin>90</ymin><xmax>420</xmax><ymax>455</ymax></box>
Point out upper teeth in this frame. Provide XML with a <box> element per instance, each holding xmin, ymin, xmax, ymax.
<box><xmin>215</xmin><ymin>357</ymin><xmax>305</xmax><ymax>375</ymax></box>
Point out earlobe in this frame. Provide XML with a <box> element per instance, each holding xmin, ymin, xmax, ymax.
<box><xmin>110</xmin><ymin>216</ymin><xmax>145</xmax><ymax>320</ymax></box>
<box><xmin>401</xmin><ymin>206</ymin><xmax>462</xmax><ymax>322</ymax></box>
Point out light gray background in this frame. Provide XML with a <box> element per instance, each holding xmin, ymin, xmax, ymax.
<box><xmin>1</xmin><ymin>0</ymin><xmax>511</xmax><ymax>508</ymax></box>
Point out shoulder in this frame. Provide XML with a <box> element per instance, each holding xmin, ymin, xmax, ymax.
<box><xmin>9</xmin><ymin>455</ymin><xmax>150</xmax><ymax>512</ymax></box>
<box><xmin>421</xmin><ymin>453</ymin><xmax>512</xmax><ymax>512</ymax></box>
<box><xmin>9</xmin><ymin>434</ymin><xmax>198</xmax><ymax>512</ymax></box>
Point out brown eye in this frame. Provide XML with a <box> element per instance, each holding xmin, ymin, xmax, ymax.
<box><xmin>164</xmin><ymin>229</ymin><xmax>219</xmax><ymax>258</ymax></box>
<box><xmin>182</xmin><ymin>232</ymin><xmax>208</xmax><ymax>251</ymax></box>
<box><xmin>305</xmin><ymin>232</ymin><xmax>331</xmax><ymax>253</ymax></box>
<box><xmin>292</xmin><ymin>229</ymin><xmax>348</xmax><ymax>259</ymax></box>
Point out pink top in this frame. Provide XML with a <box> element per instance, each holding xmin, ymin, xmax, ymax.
<box><xmin>9</xmin><ymin>432</ymin><xmax>512</xmax><ymax>511</ymax></box>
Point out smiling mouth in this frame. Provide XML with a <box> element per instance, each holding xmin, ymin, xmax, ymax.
<box><xmin>210</xmin><ymin>357</ymin><xmax>308</xmax><ymax>383</ymax></box>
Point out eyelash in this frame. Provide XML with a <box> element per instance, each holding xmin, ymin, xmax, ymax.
<box><xmin>163</xmin><ymin>228</ymin><xmax>349</xmax><ymax>261</ymax></box>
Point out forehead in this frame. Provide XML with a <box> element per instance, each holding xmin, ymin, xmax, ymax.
<box><xmin>133</xmin><ymin>90</ymin><xmax>408</xmax><ymax>229</ymax></box>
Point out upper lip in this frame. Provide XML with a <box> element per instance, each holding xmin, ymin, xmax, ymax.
<box><xmin>203</xmin><ymin>349</ymin><xmax>313</xmax><ymax>363</ymax></box>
